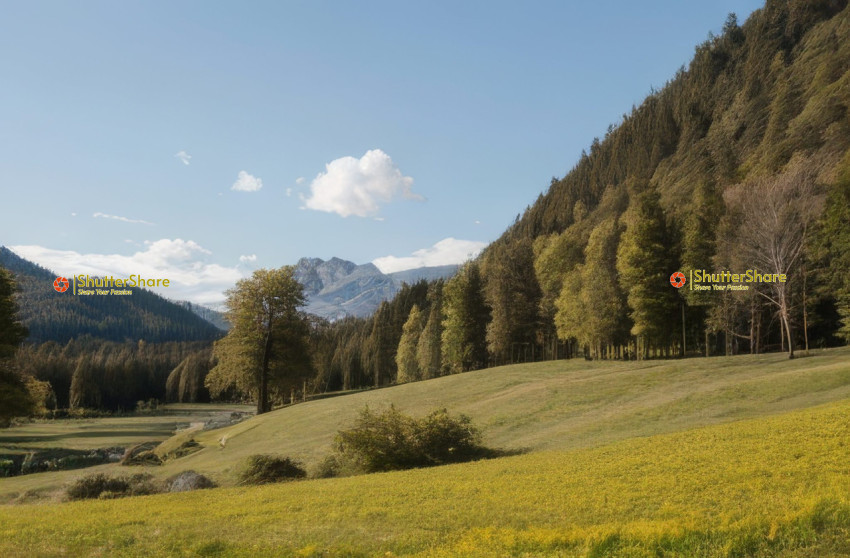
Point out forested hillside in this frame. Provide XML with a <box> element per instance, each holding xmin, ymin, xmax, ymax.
<box><xmin>478</xmin><ymin>0</ymin><xmax>850</xmax><ymax>364</ymax></box>
<box><xmin>309</xmin><ymin>0</ymin><xmax>850</xmax><ymax>392</ymax></box>
<box><xmin>0</xmin><ymin>247</ymin><xmax>224</xmax><ymax>343</ymax></box>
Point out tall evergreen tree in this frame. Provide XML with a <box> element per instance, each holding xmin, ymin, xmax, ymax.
<box><xmin>616</xmin><ymin>185</ymin><xmax>679</xmax><ymax>356</ymax></box>
<box><xmin>483</xmin><ymin>238</ymin><xmax>542</xmax><ymax>364</ymax></box>
<box><xmin>813</xmin><ymin>151</ymin><xmax>850</xmax><ymax>343</ymax></box>
<box><xmin>0</xmin><ymin>266</ymin><xmax>34</xmax><ymax>426</ymax></box>
<box><xmin>441</xmin><ymin>262</ymin><xmax>490</xmax><ymax>373</ymax></box>
<box><xmin>417</xmin><ymin>282</ymin><xmax>444</xmax><ymax>380</ymax></box>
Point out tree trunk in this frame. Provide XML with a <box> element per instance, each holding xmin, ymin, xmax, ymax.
<box><xmin>781</xmin><ymin>291</ymin><xmax>794</xmax><ymax>359</ymax></box>
<box><xmin>258</xmin><ymin>313</ymin><xmax>274</xmax><ymax>414</ymax></box>
<box><xmin>803</xmin><ymin>262</ymin><xmax>809</xmax><ymax>355</ymax></box>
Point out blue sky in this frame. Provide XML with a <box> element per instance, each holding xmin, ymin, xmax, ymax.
<box><xmin>1</xmin><ymin>0</ymin><xmax>764</xmax><ymax>306</ymax></box>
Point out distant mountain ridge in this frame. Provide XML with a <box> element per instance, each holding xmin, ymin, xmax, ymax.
<box><xmin>294</xmin><ymin>257</ymin><xmax>458</xmax><ymax>320</ymax></box>
<box><xmin>0</xmin><ymin>246</ymin><xmax>224</xmax><ymax>343</ymax></box>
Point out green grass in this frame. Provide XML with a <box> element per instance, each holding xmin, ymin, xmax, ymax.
<box><xmin>0</xmin><ymin>404</ymin><xmax>253</xmax><ymax>453</ymax></box>
<box><xmin>0</xmin><ymin>404</ymin><xmax>252</xmax><ymax>502</ymax></box>
<box><xmin>1</xmin><ymin>392</ymin><xmax>850</xmax><ymax>556</ymax></box>
<box><xmin>4</xmin><ymin>348</ymin><xmax>850</xmax><ymax>502</ymax></box>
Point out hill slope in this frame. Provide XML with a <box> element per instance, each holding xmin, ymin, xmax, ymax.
<box><xmin>168</xmin><ymin>347</ymin><xmax>850</xmax><ymax>483</ymax></box>
<box><xmin>4</xmin><ymin>346</ymin><xmax>847</xmax><ymax>505</ymax></box>
<box><xmin>0</xmin><ymin>246</ymin><xmax>223</xmax><ymax>343</ymax></box>
<box><xmin>3</xmin><ymin>376</ymin><xmax>850</xmax><ymax>556</ymax></box>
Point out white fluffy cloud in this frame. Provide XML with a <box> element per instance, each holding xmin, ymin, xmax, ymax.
<box><xmin>93</xmin><ymin>212</ymin><xmax>154</xmax><ymax>225</ymax></box>
<box><xmin>372</xmin><ymin>238</ymin><xmax>487</xmax><ymax>274</ymax></box>
<box><xmin>175</xmin><ymin>150</ymin><xmax>192</xmax><ymax>165</ymax></box>
<box><xmin>303</xmin><ymin>149</ymin><xmax>422</xmax><ymax>218</ymax></box>
<box><xmin>232</xmin><ymin>171</ymin><xmax>263</xmax><ymax>192</ymax></box>
<box><xmin>239</xmin><ymin>254</ymin><xmax>257</xmax><ymax>263</ymax></box>
<box><xmin>9</xmin><ymin>239</ymin><xmax>244</xmax><ymax>307</ymax></box>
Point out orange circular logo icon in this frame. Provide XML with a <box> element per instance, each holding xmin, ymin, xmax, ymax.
<box><xmin>53</xmin><ymin>277</ymin><xmax>70</xmax><ymax>293</ymax></box>
<box><xmin>670</xmin><ymin>271</ymin><xmax>686</xmax><ymax>288</ymax></box>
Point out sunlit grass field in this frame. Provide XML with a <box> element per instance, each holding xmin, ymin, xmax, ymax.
<box><xmin>3</xmin><ymin>348</ymin><xmax>850</xmax><ymax>503</ymax></box>
<box><xmin>1</xmin><ymin>396</ymin><xmax>850</xmax><ymax>556</ymax></box>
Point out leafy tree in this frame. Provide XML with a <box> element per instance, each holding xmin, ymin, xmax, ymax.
<box><xmin>555</xmin><ymin>218</ymin><xmax>629</xmax><ymax>358</ymax></box>
<box><xmin>395</xmin><ymin>305</ymin><xmax>425</xmax><ymax>383</ymax></box>
<box><xmin>205</xmin><ymin>267</ymin><xmax>311</xmax><ymax>413</ymax></box>
<box><xmin>441</xmin><ymin>262</ymin><xmax>489</xmax><ymax>373</ymax></box>
<box><xmin>166</xmin><ymin>349</ymin><xmax>212</xmax><ymax>403</ymax></box>
<box><xmin>69</xmin><ymin>355</ymin><xmax>101</xmax><ymax>409</ymax></box>
<box><xmin>553</xmin><ymin>268</ymin><xmax>584</xmax><ymax>350</ymax></box>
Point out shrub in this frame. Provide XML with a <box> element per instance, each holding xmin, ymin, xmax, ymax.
<box><xmin>330</xmin><ymin>405</ymin><xmax>495</xmax><ymax>475</ymax></box>
<box><xmin>312</xmin><ymin>455</ymin><xmax>342</xmax><ymax>479</ymax></box>
<box><xmin>239</xmin><ymin>455</ymin><xmax>306</xmax><ymax>485</ymax></box>
<box><xmin>415</xmin><ymin>408</ymin><xmax>488</xmax><ymax>464</ymax></box>
<box><xmin>166</xmin><ymin>470</ymin><xmax>216</xmax><ymax>492</ymax></box>
<box><xmin>66</xmin><ymin>472</ymin><xmax>160</xmax><ymax>500</ymax></box>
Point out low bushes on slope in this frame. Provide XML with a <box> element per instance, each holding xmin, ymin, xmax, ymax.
<box><xmin>322</xmin><ymin>405</ymin><xmax>501</xmax><ymax>476</ymax></box>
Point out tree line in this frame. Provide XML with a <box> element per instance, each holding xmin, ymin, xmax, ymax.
<box><xmin>2</xmin><ymin>1</ymin><xmax>850</xmax><ymax>418</ymax></box>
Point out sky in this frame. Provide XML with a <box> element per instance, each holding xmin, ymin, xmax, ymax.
<box><xmin>1</xmin><ymin>0</ymin><xmax>764</xmax><ymax>306</ymax></box>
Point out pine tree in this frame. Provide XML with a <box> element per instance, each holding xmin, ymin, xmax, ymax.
<box><xmin>616</xmin><ymin>185</ymin><xmax>679</xmax><ymax>356</ymax></box>
<box><xmin>814</xmin><ymin>153</ymin><xmax>850</xmax><ymax>342</ymax></box>
<box><xmin>0</xmin><ymin>266</ymin><xmax>34</xmax><ymax>425</ymax></box>
<box><xmin>441</xmin><ymin>262</ymin><xmax>489</xmax><ymax>373</ymax></box>
<box><xmin>483</xmin><ymin>238</ymin><xmax>542</xmax><ymax>364</ymax></box>
<box><xmin>416</xmin><ymin>282</ymin><xmax>444</xmax><ymax>379</ymax></box>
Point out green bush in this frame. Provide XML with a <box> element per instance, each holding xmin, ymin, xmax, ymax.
<box><xmin>66</xmin><ymin>472</ymin><xmax>160</xmax><ymax>500</ymax></box>
<box><xmin>331</xmin><ymin>406</ymin><xmax>495</xmax><ymax>475</ymax></box>
<box><xmin>239</xmin><ymin>455</ymin><xmax>306</xmax><ymax>485</ymax></box>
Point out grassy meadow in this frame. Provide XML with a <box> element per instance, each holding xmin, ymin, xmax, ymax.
<box><xmin>1</xmin><ymin>394</ymin><xmax>850</xmax><ymax>556</ymax></box>
<box><xmin>1</xmin><ymin>348</ymin><xmax>850</xmax><ymax>555</ymax></box>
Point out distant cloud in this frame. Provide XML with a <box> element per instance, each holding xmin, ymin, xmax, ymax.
<box><xmin>93</xmin><ymin>212</ymin><xmax>154</xmax><ymax>225</ymax></box>
<box><xmin>303</xmin><ymin>149</ymin><xmax>422</xmax><ymax>218</ymax></box>
<box><xmin>295</xmin><ymin>177</ymin><xmax>305</xmax><ymax>185</ymax></box>
<box><xmin>239</xmin><ymin>254</ymin><xmax>257</xmax><ymax>263</ymax></box>
<box><xmin>175</xmin><ymin>151</ymin><xmax>192</xmax><ymax>165</ymax></box>
<box><xmin>9</xmin><ymin>239</ymin><xmax>244</xmax><ymax>307</ymax></box>
<box><xmin>372</xmin><ymin>237</ymin><xmax>487</xmax><ymax>274</ymax></box>
<box><xmin>71</xmin><ymin>212</ymin><xmax>77</xmax><ymax>217</ymax></box>
<box><xmin>232</xmin><ymin>170</ymin><xmax>263</xmax><ymax>192</ymax></box>
<box><xmin>285</xmin><ymin>188</ymin><xmax>292</xmax><ymax>197</ymax></box>
<box><xmin>474</xmin><ymin>220</ymin><xmax>481</xmax><ymax>225</ymax></box>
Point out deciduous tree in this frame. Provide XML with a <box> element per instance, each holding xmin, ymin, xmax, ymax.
<box><xmin>205</xmin><ymin>267</ymin><xmax>311</xmax><ymax>413</ymax></box>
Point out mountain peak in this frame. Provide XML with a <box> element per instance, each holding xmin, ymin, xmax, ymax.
<box><xmin>292</xmin><ymin>256</ymin><xmax>457</xmax><ymax>320</ymax></box>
